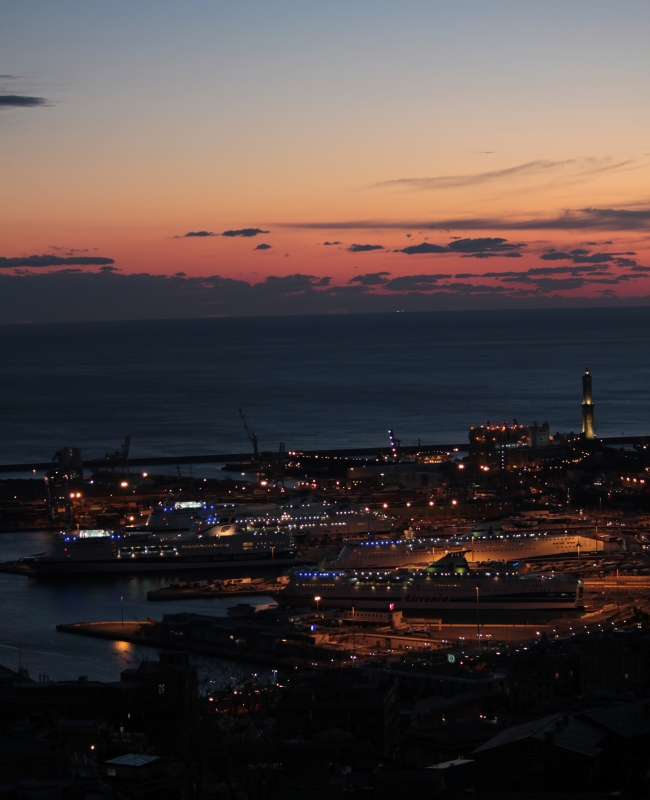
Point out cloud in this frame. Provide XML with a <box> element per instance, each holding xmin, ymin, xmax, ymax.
<box><xmin>326</xmin><ymin>284</ymin><xmax>373</xmax><ymax>297</ymax></box>
<box><xmin>0</xmin><ymin>94</ymin><xmax>49</xmax><ymax>107</ymax></box>
<box><xmin>447</xmin><ymin>237</ymin><xmax>525</xmax><ymax>254</ymax></box>
<box><xmin>253</xmin><ymin>274</ymin><xmax>329</xmax><ymax>294</ymax></box>
<box><xmin>283</xmin><ymin>205</ymin><xmax>650</xmax><ymax>232</ymax></box>
<box><xmin>540</xmin><ymin>247</ymin><xmax>637</xmax><ymax>267</ymax></box>
<box><xmin>99</xmin><ymin>265</ymin><xmax>119</xmax><ymax>272</ymax></box>
<box><xmin>370</xmin><ymin>158</ymin><xmax>633</xmax><ymax>191</ymax></box>
<box><xmin>348</xmin><ymin>243</ymin><xmax>384</xmax><ymax>253</ymax></box>
<box><xmin>0</xmin><ymin>255</ymin><xmax>115</xmax><ymax>269</ymax></box>
<box><xmin>525</xmin><ymin>265</ymin><xmax>608</xmax><ymax>276</ymax></box>
<box><xmin>322</xmin><ymin>241</ymin><xmax>341</xmax><ymax>246</ymax></box>
<box><xmin>254</xmin><ymin>243</ymin><xmax>272</xmax><ymax>250</ymax></box>
<box><xmin>397</xmin><ymin>242</ymin><xmax>448</xmax><ymax>255</ymax></box>
<box><xmin>477</xmin><ymin>260</ymin><xmax>650</xmax><ymax>292</ymax></box>
<box><xmin>528</xmin><ymin>277</ymin><xmax>588</xmax><ymax>292</ymax></box>
<box><xmin>348</xmin><ymin>272</ymin><xmax>391</xmax><ymax>286</ymax></box>
<box><xmin>397</xmin><ymin>237</ymin><xmax>526</xmax><ymax>257</ymax></box>
<box><xmin>441</xmin><ymin>282</ymin><xmax>508</xmax><ymax>294</ymax></box>
<box><xmin>221</xmin><ymin>228</ymin><xmax>269</xmax><ymax>237</ymax></box>
<box><xmin>462</xmin><ymin>251</ymin><xmax>523</xmax><ymax>259</ymax></box>
<box><xmin>385</xmin><ymin>274</ymin><xmax>452</xmax><ymax>291</ymax></box>
<box><xmin>184</xmin><ymin>230</ymin><xmax>216</xmax><ymax>237</ymax></box>
<box><xmin>1</xmin><ymin>269</ymin><xmax>649</xmax><ymax>323</ymax></box>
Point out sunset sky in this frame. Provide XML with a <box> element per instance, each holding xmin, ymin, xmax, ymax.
<box><xmin>2</xmin><ymin>1</ymin><xmax>649</xmax><ymax>320</ymax></box>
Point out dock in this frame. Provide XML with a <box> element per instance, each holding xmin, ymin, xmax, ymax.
<box><xmin>1</xmin><ymin>434</ymin><xmax>645</xmax><ymax>474</ymax></box>
<box><xmin>147</xmin><ymin>576</ymin><xmax>288</xmax><ymax>601</ymax></box>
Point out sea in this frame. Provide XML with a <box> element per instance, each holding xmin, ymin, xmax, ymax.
<box><xmin>0</xmin><ymin>307</ymin><xmax>649</xmax><ymax>680</ymax></box>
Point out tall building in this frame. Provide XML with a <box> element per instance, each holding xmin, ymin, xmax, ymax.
<box><xmin>581</xmin><ymin>369</ymin><xmax>595</xmax><ymax>440</ymax></box>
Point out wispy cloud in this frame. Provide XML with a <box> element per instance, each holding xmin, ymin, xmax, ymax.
<box><xmin>254</xmin><ymin>243</ymin><xmax>272</xmax><ymax>250</ymax></box>
<box><xmin>283</xmin><ymin>205</ymin><xmax>650</xmax><ymax>232</ymax></box>
<box><xmin>222</xmin><ymin>228</ymin><xmax>269</xmax><ymax>238</ymax></box>
<box><xmin>397</xmin><ymin>237</ymin><xmax>526</xmax><ymax>257</ymax></box>
<box><xmin>0</xmin><ymin>95</ymin><xmax>49</xmax><ymax>107</ymax></box>
<box><xmin>385</xmin><ymin>274</ymin><xmax>452</xmax><ymax>291</ymax></box>
<box><xmin>348</xmin><ymin>272</ymin><xmax>391</xmax><ymax>285</ymax></box>
<box><xmin>348</xmin><ymin>243</ymin><xmax>384</xmax><ymax>253</ymax></box>
<box><xmin>370</xmin><ymin>157</ymin><xmax>634</xmax><ymax>191</ymax></box>
<box><xmin>540</xmin><ymin>248</ymin><xmax>637</xmax><ymax>267</ymax></box>
<box><xmin>0</xmin><ymin>254</ymin><xmax>115</xmax><ymax>269</ymax></box>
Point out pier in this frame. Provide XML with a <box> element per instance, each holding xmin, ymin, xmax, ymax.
<box><xmin>0</xmin><ymin>434</ymin><xmax>646</xmax><ymax>474</ymax></box>
<box><xmin>0</xmin><ymin>442</ymin><xmax>463</xmax><ymax>474</ymax></box>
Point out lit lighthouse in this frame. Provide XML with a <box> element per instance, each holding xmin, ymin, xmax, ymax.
<box><xmin>581</xmin><ymin>369</ymin><xmax>595</xmax><ymax>440</ymax></box>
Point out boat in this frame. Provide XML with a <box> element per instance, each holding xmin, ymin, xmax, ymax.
<box><xmin>144</xmin><ymin>501</ymin><xmax>208</xmax><ymax>531</ymax></box>
<box><xmin>23</xmin><ymin>525</ymin><xmax>295</xmax><ymax>575</ymax></box>
<box><xmin>334</xmin><ymin>524</ymin><xmax>617</xmax><ymax>569</ymax></box>
<box><xmin>281</xmin><ymin>500</ymin><xmax>395</xmax><ymax>537</ymax></box>
<box><xmin>276</xmin><ymin>554</ymin><xmax>584</xmax><ymax>614</ymax></box>
<box><xmin>185</xmin><ymin>495</ymin><xmax>394</xmax><ymax>536</ymax></box>
<box><xmin>448</xmin><ymin>523</ymin><xmax>617</xmax><ymax>564</ymax></box>
<box><xmin>334</xmin><ymin>539</ymin><xmax>439</xmax><ymax>568</ymax></box>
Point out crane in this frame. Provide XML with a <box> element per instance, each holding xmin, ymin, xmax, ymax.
<box><xmin>238</xmin><ymin>409</ymin><xmax>259</xmax><ymax>458</ymax></box>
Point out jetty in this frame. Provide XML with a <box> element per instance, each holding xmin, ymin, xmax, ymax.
<box><xmin>147</xmin><ymin>575</ymin><xmax>288</xmax><ymax>601</ymax></box>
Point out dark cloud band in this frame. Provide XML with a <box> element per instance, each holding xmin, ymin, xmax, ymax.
<box><xmin>0</xmin><ymin>94</ymin><xmax>48</xmax><ymax>107</ymax></box>
<box><xmin>0</xmin><ymin>255</ymin><xmax>115</xmax><ymax>269</ymax></box>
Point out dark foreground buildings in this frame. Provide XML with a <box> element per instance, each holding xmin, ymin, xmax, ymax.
<box><xmin>2</xmin><ymin>630</ymin><xmax>650</xmax><ymax>799</ymax></box>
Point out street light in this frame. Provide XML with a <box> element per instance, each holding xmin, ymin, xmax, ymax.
<box><xmin>475</xmin><ymin>584</ymin><xmax>480</xmax><ymax>653</ymax></box>
<box><xmin>120</xmin><ymin>596</ymin><xmax>124</xmax><ymax>628</ymax></box>
<box><xmin>314</xmin><ymin>595</ymin><xmax>321</xmax><ymax>614</ymax></box>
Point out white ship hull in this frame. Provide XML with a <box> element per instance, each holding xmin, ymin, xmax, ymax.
<box><xmin>280</xmin><ymin>561</ymin><xmax>582</xmax><ymax>614</ymax></box>
<box><xmin>25</xmin><ymin>527</ymin><xmax>295</xmax><ymax>576</ymax></box>
<box><xmin>335</xmin><ymin>533</ymin><xmax>614</xmax><ymax>569</ymax></box>
<box><xmin>462</xmin><ymin>533</ymin><xmax>614</xmax><ymax>564</ymax></box>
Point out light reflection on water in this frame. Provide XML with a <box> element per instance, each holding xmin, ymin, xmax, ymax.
<box><xmin>0</xmin><ymin>530</ymin><xmax>276</xmax><ymax>683</ymax></box>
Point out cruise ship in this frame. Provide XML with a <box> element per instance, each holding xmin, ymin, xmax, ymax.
<box><xmin>281</xmin><ymin>500</ymin><xmax>395</xmax><ymax>537</ymax></box>
<box><xmin>277</xmin><ymin>554</ymin><xmax>583</xmax><ymax>614</ymax></box>
<box><xmin>187</xmin><ymin>495</ymin><xmax>394</xmax><ymax>537</ymax></box>
<box><xmin>334</xmin><ymin>525</ymin><xmax>617</xmax><ymax>569</ymax></box>
<box><xmin>24</xmin><ymin>525</ymin><xmax>295</xmax><ymax>576</ymax></box>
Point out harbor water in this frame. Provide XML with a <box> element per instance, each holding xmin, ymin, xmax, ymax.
<box><xmin>0</xmin><ymin>307</ymin><xmax>649</xmax><ymax>679</ymax></box>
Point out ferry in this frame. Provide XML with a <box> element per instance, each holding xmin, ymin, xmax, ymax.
<box><xmin>24</xmin><ymin>525</ymin><xmax>295</xmax><ymax>575</ymax></box>
<box><xmin>277</xmin><ymin>554</ymin><xmax>583</xmax><ymax>614</ymax></box>
<box><xmin>334</xmin><ymin>524</ymin><xmax>617</xmax><ymax>569</ymax></box>
<box><xmin>281</xmin><ymin>500</ymin><xmax>395</xmax><ymax>537</ymax></box>
<box><xmin>186</xmin><ymin>496</ymin><xmax>395</xmax><ymax>537</ymax></box>
<box><xmin>449</xmin><ymin>522</ymin><xmax>616</xmax><ymax>564</ymax></box>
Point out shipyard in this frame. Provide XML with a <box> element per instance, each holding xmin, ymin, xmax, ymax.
<box><xmin>3</xmin><ymin>369</ymin><xmax>650</xmax><ymax>799</ymax></box>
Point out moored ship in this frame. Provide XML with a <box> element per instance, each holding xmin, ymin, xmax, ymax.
<box><xmin>335</xmin><ymin>526</ymin><xmax>617</xmax><ymax>569</ymax></box>
<box><xmin>277</xmin><ymin>554</ymin><xmax>583</xmax><ymax>614</ymax></box>
<box><xmin>24</xmin><ymin>525</ymin><xmax>295</xmax><ymax>576</ymax></box>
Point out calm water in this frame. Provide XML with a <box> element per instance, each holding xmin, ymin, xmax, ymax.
<box><xmin>0</xmin><ymin>531</ymin><xmax>276</xmax><ymax>681</ymax></box>
<box><xmin>0</xmin><ymin>308</ymin><xmax>649</xmax><ymax>467</ymax></box>
<box><xmin>0</xmin><ymin>307</ymin><xmax>649</xmax><ymax>679</ymax></box>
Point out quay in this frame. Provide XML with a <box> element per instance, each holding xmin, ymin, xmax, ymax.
<box><xmin>0</xmin><ymin>442</ymin><xmax>463</xmax><ymax>474</ymax></box>
<box><xmin>0</xmin><ymin>433</ymin><xmax>647</xmax><ymax>474</ymax></box>
<box><xmin>56</xmin><ymin>595</ymin><xmax>630</xmax><ymax>667</ymax></box>
<box><xmin>146</xmin><ymin>576</ymin><xmax>288</xmax><ymax>601</ymax></box>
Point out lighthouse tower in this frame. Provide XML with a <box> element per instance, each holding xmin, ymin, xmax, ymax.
<box><xmin>581</xmin><ymin>369</ymin><xmax>595</xmax><ymax>440</ymax></box>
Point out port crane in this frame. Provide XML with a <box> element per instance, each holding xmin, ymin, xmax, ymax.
<box><xmin>238</xmin><ymin>409</ymin><xmax>259</xmax><ymax>458</ymax></box>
